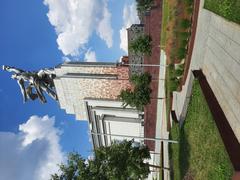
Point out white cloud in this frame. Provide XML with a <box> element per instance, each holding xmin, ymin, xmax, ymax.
<box><xmin>0</xmin><ymin>115</ymin><xmax>65</xmax><ymax>180</ymax></box>
<box><xmin>96</xmin><ymin>2</ymin><xmax>113</xmax><ymax>48</ymax></box>
<box><xmin>43</xmin><ymin>0</ymin><xmax>113</xmax><ymax>56</ymax></box>
<box><xmin>119</xmin><ymin>2</ymin><xmax>140</xmax><ymax>53</ymax></box>
<box><xmin>84</xmin><ymin>49</ymin><xmax>97</xmax><ymax>62</ymax></box>
<box><xmin>62</xmin><ymin>56</ymin><xmax>72</xmax><ymax>63</ymax></box>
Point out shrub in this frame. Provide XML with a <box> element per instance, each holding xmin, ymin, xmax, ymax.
<box><xmin>184</xmin><ymin>0</ymin><xmax>194</xmax><ymax>6</ymax></box>
<box><xmin>119</xmin><ymin>89</ymin><xmax>136</xmax><ymax>108</ymax></box>
<box><xmin>129</xmin><ymin>35</ymin><xmax>152</xmax><ymax>56</ymax></box>
<box><xmin>136</xmin><ymin>0</ymin><xmax>154</xmax><ymax>14</ymax></box>
<box><xmin>179</xmin><ymin>32</ymin><xmax>190</xmax><ymax>41</ymax></box>
<box><xmin>177</xmin><ymin>63</ymin><xmax>185</xmax><ymax>70</ymax></box>
<box><xmin>131</xmin><ymin>72</ymin><xmax>152</xmax><ymax>87</ymax></box>
<box><xmin>120</xmin><ymin>73</ymin><xmax>152</xmax><ymax>111</ymax></box>
<box><xmin>177</xmin><ymin>47</ymin><xmax>187</xmax><ymax>60</ymax></box>
<box><xmin>175</xmin><ymin>68</ymin><xmax>184</xmax><ymax>77</ymax></box>
<box><xmin>169</xmin><ymin>78</ymin><xmax>180</xmax><ymax>92</ymax></box>
<box><xmin>187</xmin><ymin>6</ymin><xmax>193</xmax><ymax>14</ymax></box>
<box><xmin>180</xmin><ymin>39</ymin><xmax>188</xmax><ymax>48</ymax></box>
<box><xmin>181</xmin><ymin>19</ymin><xmax>191</xmax><ymax>29</ymax></box>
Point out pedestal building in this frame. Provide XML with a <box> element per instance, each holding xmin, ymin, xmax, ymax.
<box><xmin>53</xmin><ymin>61</ymin><xmax>144</xmax><ymax>149</ymax></box>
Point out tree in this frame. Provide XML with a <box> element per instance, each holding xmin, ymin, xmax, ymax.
<box><xmin>51</xmin><ymin>153</ymin><xmax>91</xmax><ymax>180</ymax></box>
<box><xmin>136</xmin><ymin>0</ymin><xmax>154</xmax><ymax>14</ymax></box>
<box><xmin>51</xmin><ymin>140</ymin><xmax>167</xmax><ymax>180</ymax></box>
<box><xmin>120</xmin><ymin>73</ymin><xmax>152</xmax><ymax>111</ymax></box>
<box><xmin>129</xmin><ymin>35</ymin><xmax>152</xmax><ymax>56</ymax></box>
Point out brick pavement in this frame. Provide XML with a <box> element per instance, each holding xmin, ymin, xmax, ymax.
<box><xmin>143</xmin><ymin>0</ymin><xmax>162</xmax><ymax>151</ymax></box>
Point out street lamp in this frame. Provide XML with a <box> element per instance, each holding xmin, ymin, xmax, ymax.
<box><xmin>91</xmin><ymin>131</ymin><xmax>178</xmax><ymax>144</ymax></box>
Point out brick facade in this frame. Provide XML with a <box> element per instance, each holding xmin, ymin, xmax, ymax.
<box><xmin>54</xmin><ymin>62</ymin><xmax>131</xmax><ymax>120</ymax></box>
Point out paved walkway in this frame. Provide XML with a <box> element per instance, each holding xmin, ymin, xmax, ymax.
<box><xmin>154</xmin><ymin>50</ymin><xmax>170</xmax><ymax>180</ymax></box>
<box><xmin>172</xmin><ymin>0</ymin><xmax>240</xmax><ymax>142</ymax></box>
<box><xmin>144</xmin><ymin>0</ymin><xmax>163</xmax><ymax>151</ymax></box>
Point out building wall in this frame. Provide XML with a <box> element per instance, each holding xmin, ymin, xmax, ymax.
<box><xmin>127</xmin><ymin>24</ymin><xmax>145</xmax><ymax>75</ymax></box>
<box><xmin>55</xmin><ymin>63</ymin><xmax>130</xmax><ymax>80</ymax></box>
<box><xmin>85</xmin><ymin>99</ymin><xmax>144</xmax><ymax>148</ymax></box>
<box><xmin>54</xmin><ymin>62</ymin><xmax>132</xmax><ymax>120</ymax></box>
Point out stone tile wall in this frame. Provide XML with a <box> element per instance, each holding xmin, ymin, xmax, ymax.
<box><xmin>54</xmin><ymin>64</ymin><xmax>132</xmax><ymax>120</ymax></box>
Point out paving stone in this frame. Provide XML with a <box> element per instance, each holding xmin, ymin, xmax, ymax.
<box><xmin>172</xmin><ymin>0</ymin><xmax>240</xmax><ymax>142</ymax></box>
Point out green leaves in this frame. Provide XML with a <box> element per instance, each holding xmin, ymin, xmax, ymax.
<box><xmin>51</xmin><ymin>140</ymin><xmax>151</xmax><ymax>180</ymax></box>
<box><xmin>120</xmin><ymin>73</ymin><xmax>152</xmax><ymax>111</ymax></box>
<box><xmin>129</xmin><ymin>35</ymin><xmax>152</xmax><ymax>56</ymax></box>
<box><xmin>136</xmin><ymin>0</ymin><xmax>154</xmax><ymax>14</ymax></box>
<box><xmin>95</xmin><ymin>140</ymin><xmax>151</xmax><ymax>179</ymax></box>
<box><xmin>51</xmin><ymin>152</ymin><xmax>90</xmax><ymax>180</ymax></box>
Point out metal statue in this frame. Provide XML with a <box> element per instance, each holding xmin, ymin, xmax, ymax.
<box><xmin>2</xmin><ymin>65</ymin><xmax>58</xmax><ymax>103</ymax></box>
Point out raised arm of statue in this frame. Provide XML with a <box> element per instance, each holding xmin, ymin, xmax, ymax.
<box><xmin>37</xmin><ymin>68</ymin><xmax>55</xmax><ymax>77</ymax></box>
<box><xmin>3</xmin><ymin>65</ymin><xmax>58</xmax><ymax>104</ymax></box>
<box><xmin>2</xmin><ymin>65</ymin><xmax>25</xmax><ymax>74</ymax></box>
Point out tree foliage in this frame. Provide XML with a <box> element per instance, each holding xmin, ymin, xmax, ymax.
<box><xmin>120</xmin><ymin>73</ymin><xmax>152</xmax><ymax>111</ymax></box>
<box><xmin>129</xmin><ymin>35</ymin><xmax>152</xmax><ymax>56</ymax></box>
<box><xmin>136</xmin><ymin>0</ymin><xmax>154</xmax><ymax>14</ymax></box>
<box><xmin>51</xmin><ymin>140</ymin><xmax>151</xmax><ymax>180</ymax></box>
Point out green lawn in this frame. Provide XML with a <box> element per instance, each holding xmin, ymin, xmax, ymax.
<box><xmin>204</xmin><ymin>0</ymin><xmax>240</xmax><ymax>24</ymax></box>
<box><xmin>169</xmin><ymin>80</ymin><xmax>234</xmax><ymax>180</ymax></box>
<box><xmin>160</xmin><ymin>0</ymin><xmax>170</xmax><ymax>48</ymax></box>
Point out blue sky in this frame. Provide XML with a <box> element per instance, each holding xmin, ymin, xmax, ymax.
<box><xmin>0</xmin><ymin>0</ymin><xmax>139</xmax><ymax>179</ymax></box>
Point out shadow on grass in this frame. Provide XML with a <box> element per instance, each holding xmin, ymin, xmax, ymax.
<box><xmin>178</xmin><ymin>125</ymin><xmax>191</xmax><ymax>179</ymax></box>
<box><xmin>169</xmin><ymin>122</ymin><xmax>191</xmax><ymax>180</ymax></box>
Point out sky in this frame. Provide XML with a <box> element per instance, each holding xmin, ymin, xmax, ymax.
<box><xmin>0</xmin><ymin>0</ymin><xmax>139</xmax><ymax>179</ymax></box>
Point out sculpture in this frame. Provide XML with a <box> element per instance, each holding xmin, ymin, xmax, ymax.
<box><xmin>2</xmin><ymin>65</ymin><xmax>58</xmax><ymax>103</ymax></box>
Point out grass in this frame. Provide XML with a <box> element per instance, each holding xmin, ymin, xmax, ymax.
<box><xmin>163</xmin><ymin>0</ymin><xmax>194</xmax><ymax>116</ymax></box>
<box><xmin>165</xmin><ymin>64</ymin><xmax>180</xmax><ymax>126</ymax></box>
<box><xmin>160</xmin><ymin>0</ymin><xmax>170</xmax><ymax>48</ymax></box>
<box><xmin>168</xmin><ymin>0</ymin><xmax>193</xmax><ymax>64</ymax></box>
<box><xmin>204</xmin><ymin>0</ymin><xmax>240</xmax><ymax>25</ymax></box>
<box><xmin>169</xmin><ymin>80</ymin><xmax>234</xmax><ymax>180</ymax></box>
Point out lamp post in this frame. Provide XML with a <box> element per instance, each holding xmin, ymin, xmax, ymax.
<box><xmin>91</xmin><ymin>131</ymin><xmax>178</xmax><ymax>144</ymax></box>
<box><xmin>120</xmin><ymin>62</ymin><xmax>168</xmax><ymax>67</ymax></box>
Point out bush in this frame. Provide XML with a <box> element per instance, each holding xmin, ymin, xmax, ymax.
<box><xmin>177</xmin><ymin>63</ymin><xmax>185</xmax><ymax>70</ymax></box>
<box><xmin>177</xmin><ymin>47</ymin><xmax>187</xmax><ymax>60</ymax></box>
<box><xmin>179</xmin><ymin>32</ymin><xmax>190</xmax><ymax>41</ymax></box>
<box><xmin>131</xmin><ymin>73</ymin><xmax>152</xmax><ymax>87</ymax></box>
<box><xmin>187</xmin><ymin>6</ymin><xmax>193</xmax><ymax>14</ymax></box>
<box><xmin>129</xmin><ymin>35</ymin><xmax>152</xmax><ymax>56</ymax></box>
<box><xmin>180</xmin><ymin>39</ymin><xmax>188</xmax><ymax>48</ymax></box>
<box><xmin>175</xmin><ymin>68</ymin><xmax>184</xmax><ymax>77</ymax></box>
<box><xmin>184</xmin><ymin>0</ymin><xmax>194</xmax><ymax>6</ymax></box>
<box><xmin>136</xmin><ymin>0</ymin><xmax>154</xmax><ymax>14</ymax></box>
<box><xmin>180</xmin><ymin>19</ymin><xmax>191</xmax><ymax>29</ymax></box>
<box><xmin>120</xmin><ymin>73</ymin><xmax>152</xmax><ymax>111</ymax></box>
<box><xmin>169</xmin><ymin>78</ymin><xmax>180</xmax><ymax>92</ymax></box>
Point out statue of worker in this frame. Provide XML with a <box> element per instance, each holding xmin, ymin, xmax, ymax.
<box><xmin>2</xmin><ymin>65</ymin><xmax>58</xmax><ymax>103</ymax></box>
